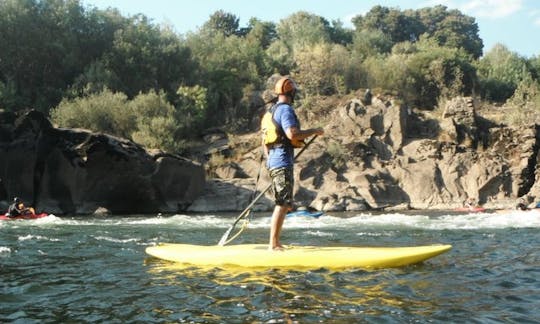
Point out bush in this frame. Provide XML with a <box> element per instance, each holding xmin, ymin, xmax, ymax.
<box><xmin>477</xmin><ymin>44</ymin><xmax>530</xmax><ymax>102</ymax></box>
<box><xmin>360</xmin><ymin>38</ymin><xmax>474</xmax><ymax>108</ymax></box>
<box><xmin>502</xmin><ymin>77</ymin><xmax>540</xmax><ymax>125</ymax></box>
<box><xmin>130</xmin><ymin>90</ymin><xmax>180</xmax><ymax>151</ymax></box>
<box><xmin>51</xmin><ymin>89</ymin><xmax>187</xmax><ymax>152</ymax></box>
<box><xmin>50</xmin><ymin>89</ymin><xmax>135</xmax><ymax>138</ymax></box>
<box><xmin>293</xmin><ymin>43</ymin><xmax>351</xmax><ymax>97</ymax></box>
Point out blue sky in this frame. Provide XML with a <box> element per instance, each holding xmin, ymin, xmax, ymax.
<box><xmin>82</xmin><ymin>0</ymin><xmax>540</xmax><ymax>58</ymax></box>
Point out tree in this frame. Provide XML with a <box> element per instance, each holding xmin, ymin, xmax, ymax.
<box><xmin>477</xmin><ymin>44</ymin><xmax>530</xmax><ymax>101</ymax></box>
<box><xmin>175</xmin><ymin>85</ymin><xmax>207</xmax><ymax>136</ymax></box>
<box><xmin>293</xmin><ymin>43</ymin><xmax>350</xmax><ymax>96</ymax></box>
<box><xmin>350</xmin><ymin>29</ymin><xmax>393</xmax><ymax>61</ymax></box>
<box><xmin>406</xmin><ymin>38</ymin><xmax>476</xmax><ymax>107</ymax></box>
<box><xmin>0</xmin><ymin>0</ymin><xmax>71</xmax><ymax>111</ymax></box>
<box><xmin>0</xmin><ymin>0</ymin><xmax>128</xmax><ymax>112</ymax></box>
<box><xmin>99</xmin><ymin>15</ymin><xmax>195</xmax><ymax>98</ymax></box>
<box><xmin>352</xmin><ymin>5</ymin><xmax>421</xmax><ymax>43</ymax></box>
<box><xmin>276</xmin><ymin>11</ymin><xmax>332</xmax><ymax>50</ymax></box>
<box><xmin>51</xmin><ymin>89</ymin><xmax>189</xmax><ymax>152</ymax></box>
<box><xmin>352</xmin><ymin>5</ymin><xmax>483</xmax><ymax>59</ymax></box>
<box><xmin>527</xmin><ymin>55</ymin><xmax>540</xmax><ymax>81</ymax></box>
<box><xmin>50</xmin><ymin>89</ymin><xmax>135</xmax><ymax>138</ymax></box>
<box><xmin>201</xmin><ymin>10</ymin><xmax>239</xmax><ymax>37</ymax></box>
<box><xmin>416</xmin><ymin>5</ymin><xmax>483</xmax><ymax>59</ymax></box>
<box><xmin>130</xmin><ymin>90</ymin><xmax>179</xmax><ymax>151</ymax></box>
<box><xmin>186</xmin><ymin>28</ymin><xmax>270</xmax><ymax>127</ymax></box>
<box><xmin>266</xmin><ymin>11</ymin><xmax>334</xmax><ymax>75</ymax></box>
<box><xmin>360</xmin><ymin>37</ymin><xmax>475</xmax><ymax>108</ymax></box>
<box><xmin>243</xmin><ymin>18</ymin><xmax>277</xmax><ymax>49</ymax></box>
<box><xmin>328</xmin><ymin>19</ymin><xmax>353</xmax><ymax>45</ymax></box>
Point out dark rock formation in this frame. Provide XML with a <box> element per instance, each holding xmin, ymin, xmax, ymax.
<box><xmin>0</xmin><ymin>110</ymin><xmax>205</xmax><ymax>214</ymax></box>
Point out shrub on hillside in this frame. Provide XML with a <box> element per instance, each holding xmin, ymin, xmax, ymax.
<box><xmin>50</xmin><ymin>89</ymin><xmax>135</xmax><ymax>138</ymax></box>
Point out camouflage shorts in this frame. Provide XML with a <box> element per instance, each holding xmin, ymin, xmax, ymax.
<box><xmin>269</xmin><ymin>167</ymin><xmax>294</xmax><ymax>207</ymax></box>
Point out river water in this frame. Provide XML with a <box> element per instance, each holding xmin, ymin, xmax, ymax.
<box><xmin>1</xmin><ymin>210</ymin><xmax>539</xmax><ymax>323</ymax></box>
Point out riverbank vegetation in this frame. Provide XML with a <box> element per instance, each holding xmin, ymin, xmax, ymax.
<box><xmin>1</xmin><ymin>0</ymin><xmax>540</xmax><ymax>153</ymax></box>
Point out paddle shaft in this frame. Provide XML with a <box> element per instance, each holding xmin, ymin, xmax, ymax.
<box><xmin>219</xmin><ymin>135</ymin><xmax>318</xmax><ymax>243</ymax></box>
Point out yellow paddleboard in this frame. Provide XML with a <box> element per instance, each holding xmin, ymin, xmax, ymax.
<box><xmin>145</xmin><ymin>243</ymin><xmax>452</xmax><ymax>270</ymax></box>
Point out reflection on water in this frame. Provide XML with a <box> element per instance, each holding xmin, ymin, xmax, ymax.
<box><xmin>145</xmin><ymin>259</ymin><xmax>440</xmax><ymax>322</ymax></box>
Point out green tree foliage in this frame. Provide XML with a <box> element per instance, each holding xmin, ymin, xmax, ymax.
<box><xmin>85</xmin><ymin>16</ymin><xmax>195</xmax><ymax>98</ymax></box>
<box><xmin>352</xmin><ymin>6</ymin><xmax>422</xmax><ymax>43</ymax></box>
<box><xmin>0</xmin><ymin>0</ymin><xmax>195</xmax><ymax>113</ymax></box>
<box><xmin>276</xmin><ymin>11</ymin><xmax>331</xmax><ymax>49</ymax></box>
<box><xmin>50</xmin><ymin>89</ymin><xmax>134</xmax><ymax>138</ymax></box>
<box><xmin>418</xmin><ymin>6</ymin><xmax>483</xmax><ymax>59</ymax></box>
<box><xmin>528</xmin><ymin>55</ymin><xmax>540</xmax><ymax>80</ymax></box>
<box><xmin>0</xmin><ymin>0</ymin><xmax>115</xmax><ymax>111</ymax></box>
<box><xmin>328</xmin><ymin>19</ymin><xmax>353</xmax><ymax>46</ymax></box>
<box><xmin>352</xmin><ymin>5</ymin><xmax>483</xmax><ymax>59</ymax></box>
<box><xmin>130</xmin><ymin>90</ymin><xmax>179</xmax><ymax>151</ymax></box>
<box><xmin>293</xmin><ymin>43</ymin><xmax>350</xmax><ymax>96</ymax></box>
<box><xmin>409</xmin><ymin>38</ymin><xmax>475</xmax><ymax>105</ymax></box>
<box><xmin>5</xmin><ymin>2</ymin><xmax>540</xmax><ymax>153</ymax></box>
<box><xmin>0</xmin><ymin>80</ymin><xmax>17</xmax><ymax>110</ymax></box>
<box><xmin>502</xmin><ymin>76</ymin><xmax>540</xmax><ymax>125</ymax></box>
<box><xmin>201</xmin><ymin>10</ymin><xmax>239</xmax><ymax>37</ymax></box>
<box><xmin>175</xmin><ymin>85</ymin><xmax>208</xmax><ymax>136</ymax></box>
<box><xmin>267</xmin><ymin>11</ymin><xmax>335</xmax><ymax>75</ymax></box>
<box><xmin>186</xmin><ymin>23</ymin><xmax>270</xmax><ymax>127</ymax></box>
<box><xmin>362</xmin><ymin>38</ymin><xmax>475</xmax><ymax>107</ymax></box>
<box><xmin>51</xmin><ymin>89</ymin><xmax>193</xmax><ymax>152</ymax></box>
<box><xmin>350</xmin><ymin>29</ymin><xmax>393</xmax><ymax>61</ymax></box>
<box><xmin>243</xmin><ymin>18</ymin><xmax>277</xmax><ymax>49</ymax></box>
<box><xmin>477</xmin><ymin>44</ymin><xmax>531</xmax><ymax>101</ymax></box>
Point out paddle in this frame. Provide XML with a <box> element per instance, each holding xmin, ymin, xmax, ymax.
<box><xmin>218</xmin><ymin>135</ymin><xmax>318</xmax><ymax>246</ymax></box>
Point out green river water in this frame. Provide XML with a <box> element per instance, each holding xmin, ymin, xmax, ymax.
<box><xmin>1</xmin><ymin>211</ymin><xmax>539</xmax><ymax>322</ymax></box>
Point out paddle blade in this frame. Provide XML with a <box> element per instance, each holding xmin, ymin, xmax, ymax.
<box><xmin>218</xmin><ymin>225</ymin><xmax>233</xmax><ymax>246</ymax></box>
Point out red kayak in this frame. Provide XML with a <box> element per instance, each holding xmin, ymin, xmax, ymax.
<box><xmin>454</xmin><ymin>207</ymin><xmax>486</xmax><ymax>213</ymax></box>
<box><xmin>0</xmin><ymin>213</ymin><xmax>49</xmax><ymax>221</ymax></box>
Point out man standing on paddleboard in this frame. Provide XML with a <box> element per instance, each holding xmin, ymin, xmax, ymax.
<box><xmin>261</xmin><ymin>77</ymin><xmax>324</xmax><ymax>250</ymax></box>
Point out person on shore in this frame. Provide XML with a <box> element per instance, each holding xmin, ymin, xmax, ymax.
<box><xmin>6</xmin><ymin>197</ymin><xmax>35</xmax><ymax>217</ymax></box>
<box><xmin>261</xmin><ymin>76</ymin><xmax>324</xmax><ymax>250</ymax></box>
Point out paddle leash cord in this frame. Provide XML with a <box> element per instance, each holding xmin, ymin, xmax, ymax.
<box><xmin>218</xmin><ymin>135</ymin><xmax>318</xmax><ymax>246</ymax></box>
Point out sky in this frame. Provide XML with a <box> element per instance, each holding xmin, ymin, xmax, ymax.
<box><xmin>82</xmin><ymin>0</ymin><xmax>540</xmax><ymax>58</ymax></box>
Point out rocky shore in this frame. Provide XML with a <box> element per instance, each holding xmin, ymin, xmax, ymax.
<box><xmin>189</xmin><ymin>95</ymin><xmax>540</xmax><ymax>213</ymax></box>
<box><xmin>2</xmin><ymin>93</ymin><xmax>540</xmax><ymax>215</ymax></box>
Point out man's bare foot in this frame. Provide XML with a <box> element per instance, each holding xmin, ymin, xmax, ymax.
<box><xmin>269</xmin><ymin>245</ymin><xmax>284</xmax><ymax>251</ymax></box>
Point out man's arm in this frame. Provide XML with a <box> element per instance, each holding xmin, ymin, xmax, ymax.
<box><xmin>285</xmin><ymin>126</ymin><xmax>324</xmax><ymax>142</ymax></box>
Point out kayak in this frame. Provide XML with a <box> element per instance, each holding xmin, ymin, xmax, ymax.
<box><xmin>145</xmin><ymin>243</ymin><xmax>452</xmax><ymax>270</ymax></box>
<box><xmin>495</xmin><ymin>208</ymin><xmax>540</xmax><ymax>214</ymax></box>
<box><xmin>286</xmin><ymin>210</ymin><xmax>324</xmax><ymax>218</ymax></box>
<box><xmin>454</xmin><ymin>207</ymin><xmax>486</xmax><ymax>213</ymax></box>
<box><xmin>0</xmin><ymin>213</ymin><xmax>48</xmax><ymax>221</ymax></box>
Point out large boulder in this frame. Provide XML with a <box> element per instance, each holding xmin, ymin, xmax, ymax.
<box><xmin>439</xmin><ymin>96</ymin><xmax>478</xmax><ymax>147</ymax></box>
<box><xmin>0</xmin><ymin>110</ymin><xmax>205</xmax><ymax>214</ymax></box>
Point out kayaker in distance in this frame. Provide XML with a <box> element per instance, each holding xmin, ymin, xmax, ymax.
<box><xmin>464</xmin><ymin>197</ymin><xmax>477</xmax><ymax>210</ymax></box>
<box><xmin>261</xmin><ymin>76</ymin><xmax>324</xmax><ymax>251</ymax></box>
<box><xmin>6</xmin><ymin>197</ymin><xmax>35</xmax><ymax>218</ymax></box>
